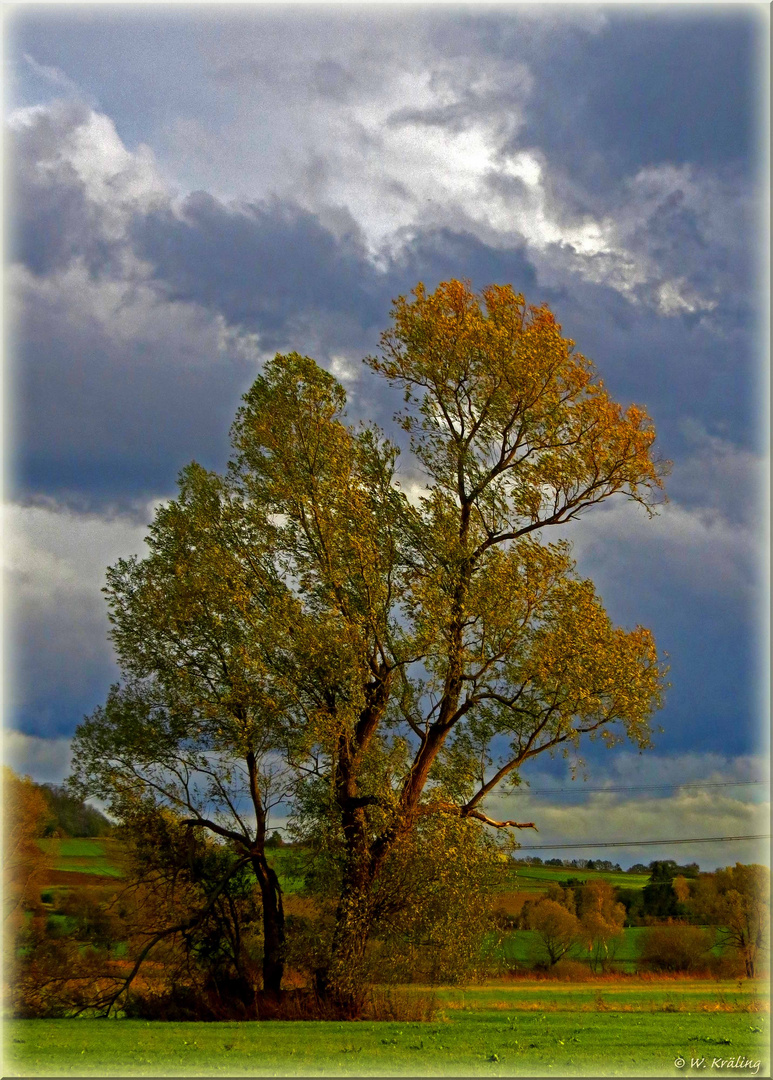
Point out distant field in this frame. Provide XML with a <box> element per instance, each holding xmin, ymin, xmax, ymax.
<box><xmin>34</xmin><ymin>838</ymin><xmax>309</xmax><ymax>891</ymax></box>
<box><xmin>489</xmin><ymin>927</ymin><xmax>649</xmax><ymax>971</ymax></box>
<box><xmin>266</xmin><ymin>851</ymin><xmax>651</xmax><ymax>899</ymax></box>
<box><xmin>508</xmin><ymin>865</ymin><xmax>650</xmax><ymax>892</ymax></box>
<box><xmin>4</xmin><ymin>981</ymin><xmax>768</xmax><ymax>1077</ymax></box>
<box><xmin>36</xmin><ymin>838</ymin><xmax>124</xmax><ymax>879</ymax></box>
<box><xmin>266</xmin><ymin>846</ymin><xmax>309</xmax><ymax>894</ymax></box>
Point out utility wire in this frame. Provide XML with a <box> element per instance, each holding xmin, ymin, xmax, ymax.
<box><xmin>515</xmin><ymin>833</ymin><xmax>770</xmax><ymax>851</ymax></box>
<box><xmin>514</xmin><ymin>780</ymin><xmax>768</xmax><ymax>796</ymax></box>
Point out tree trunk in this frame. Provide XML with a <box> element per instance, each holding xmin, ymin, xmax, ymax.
<box><xmin>252</xmin><ymin>856</ymin><xmax>286</xmax><ymax>997</ymax></box>
<box><xmin>319</xmin><ymin>875</ymin><xmax>375</xmax><ymax>1016</ymax></box>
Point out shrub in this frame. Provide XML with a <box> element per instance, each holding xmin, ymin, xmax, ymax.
<box><xmin>364</xmin><ymin>987</ymin><xmax>439</xmax><ymax>1021</ymax></box>
<box><xmin>639</xmin><ymin>922</ymin><xmax>715</xmax><ymax>972</ymax></box>
<box><xmin>124</xmin><ymin>975</ymin><xmax>260</xmax><ymax>1022</ymax></box>
<box><xmin>550</xmin><ymin>958</ymin><xmax>592</xmax><ymax>981</ymax></box>
<box><xmin>704</xmin><ymin>948</ymin><xmax>747</xmax><ymax>979</ymax></box>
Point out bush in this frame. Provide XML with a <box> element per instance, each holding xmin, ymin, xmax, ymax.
<box><xmin>705</xmin><ymin>951</ymin><xmax>747</xmax><ymax>979</ymax></box>
<box><xmin>364</xmin><ymin>987</ymin><xmax>439</xmax><ymax>1021</ymax></box>
<box><xmin>123</xmin><ymin>984</ymin><xmax>216</xmax><ymax>1021</ymax></box>
<box><xmin>639</xmin><ymin>923</ymin><xmax>715</xmax><ymax>973</ymax></box>
<box><xmin>8</xmin><ymin>927</ymin><xmax>106</xmax><ymax>1018</ymax></box>
<box><xmin>124</xmin><ymin>977</ymin><xmax>259</xmax><ymax>1021</ymax></box>
<box><xmin>549</xmin><ymin>959</ymin><xmax>592</xmax><ymax>981</ymax></box>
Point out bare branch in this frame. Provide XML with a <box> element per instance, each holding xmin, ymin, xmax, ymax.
<box><xmin>463</xmin><ymin>808</ymin><xmax>538</xmax><ymax>830</ymax></box>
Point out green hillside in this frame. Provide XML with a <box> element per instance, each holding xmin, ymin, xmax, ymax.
<box><xmin>35</xmin><ymin>837</ymin><xmax>306</xmax><ymax>890</ymax></box>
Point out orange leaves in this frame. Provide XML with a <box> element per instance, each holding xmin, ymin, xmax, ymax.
<box><xmin>369</xmin><ymin>279</ymin><xmax>667</xmax><ymax>540</ymax></box>
<box><xmin>3</xmin><ymin>769</ymin><xmax>53</xmax><ymax>931</ymax></box>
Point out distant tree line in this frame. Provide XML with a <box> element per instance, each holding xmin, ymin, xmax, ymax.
<box><xmin>38</xmin><ymin>783</ymin><xmax>113</xmax><ymax>838</ymax></box>
<box><xmin>514</xmin><ymin>856</ymin><xmax>700</xmax><ymax>875</ymax></box>
<box><xmin>511</xmin><ymin>858</ymin><xmax>769</xmax><ymax>978</ymax></box>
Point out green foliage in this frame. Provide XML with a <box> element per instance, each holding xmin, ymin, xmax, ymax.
<box><xmin>642</xmin><ymin>860</ymin><xmax>700</xmax><ymax>919</ymax></box>
<box><xmin>526</xmin><ymin>898</ymin><xmax>582</xmax><ymax>967</ymax></box>
<box><xmin>369</xmin><ymin>814</ymin><xmax>509</xmax><ymax>984</ymax></box>
<box><xmin>575</xmin><ymin>880</ymin><xmax>626</xmax><ymax>973</ymax></box>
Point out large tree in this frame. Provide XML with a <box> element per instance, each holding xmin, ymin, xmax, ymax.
<box><xmin>73</xmin><ymin>280</ymin><xmax>668</xmax><ymax>1012</ymax></box>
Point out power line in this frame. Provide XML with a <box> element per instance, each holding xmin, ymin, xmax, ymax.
<box><xmin>515</xmin><ymin>780</ymin><xmax>768</xmax><ymax>796</ymax></box>
<box><xmin>515</xmin><ymin>833</ymin><xmax>770</xmax><ymax>851</ymax></box>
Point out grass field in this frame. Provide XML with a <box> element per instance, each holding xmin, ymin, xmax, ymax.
<box><xmin>4</xmin><ymin>982</ymin><xmax>768</xmax><ymax>1077</ymax></box>
<box><xmin>37</xmin><ymin>838</ymin><xmax>124</xmax><ymax>878</ymax></box>
<box><xmin>264</xmin><ymin>846</ymin><xmax>308</xmax><ymax>894</ymax></box>
<box><xmin>508</xmin><ymin>865</ymin><xmax>650</xmax><ymax>892</ymax></box>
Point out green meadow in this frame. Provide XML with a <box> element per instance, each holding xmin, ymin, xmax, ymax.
<box><xmin>34</xmin><ymin>837</ymin><xmax>651</xmax><ymax>896</ymax></box>
<box><xmin>4</xmin><ymin>982</ymin><xmax>768</xmax><ymax>1077</ymax></box>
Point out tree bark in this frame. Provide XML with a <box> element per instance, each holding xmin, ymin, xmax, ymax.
<box><xmin>319</xmin><ymin>870</ymin><xmax>375</xmax><ymax>1015</ymax></box>
<box><xmin>252</xmin><ymin>855</ymin><xmax>286</xmax><ymax>997</ymax></box>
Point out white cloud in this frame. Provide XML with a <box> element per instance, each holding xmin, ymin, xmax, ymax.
<box><xmin>328</xmin><ymin>355</ymin><xmax>359</xmax><ymax>384</ymax></box>
<box><xmin>150</xmin><ymin>37</ymin><xmax>748</xmax><ymax>321</ymax></box>
<box><xmin>10</xmin><ymin>258</ymin><xmax>262</xmax><ymax>365</ymax></box>
<box><xmin>4</xmin><ymin>730</ymin><xmax>73</xmax><ymax>785</ymax></box>
<box><xmin>10</xmin><ymin>101</ymin><xmax>168</xmax><ymax>242</ymax></box>
<box><xmin>143</xmin><ymin>28</ymin><xmax>619</xmax><ymax>266</ymax></box>
<box><xmin>487</xmin><ymin>751</ymin><xmax>770</xmax><ymax>870</ymax></box>
<box><xmin>5</xmin><ymin>501</ymin><xmax>152</xmax><ymax>599</ymax></box>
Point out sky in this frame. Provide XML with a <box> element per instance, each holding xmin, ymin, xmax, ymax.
<box><xmin>3</xmin><ymin>2</ymin><xmax>770</xmax><ymax>870</ymax></box>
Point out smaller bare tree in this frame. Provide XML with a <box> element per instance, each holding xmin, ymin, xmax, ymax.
<box><xmin>527</xmin><ymin>898</ymin><xmax>581</xmax><ymax>967</ymax></box>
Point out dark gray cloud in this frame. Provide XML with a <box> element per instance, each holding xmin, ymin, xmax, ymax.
<box><xmin>11</xmin><ymin>138</ymin><xmax>757</xmax><ymax>507</ymax></box>
<box><xmin>132</xmin><ymin>192</ymin><xmax>384</xmax><ymax>345</ymax></box>
<box><xmin>8</xmin><ymin>99</ymin><xmax>544</xmax><ymax>505</ymax></box>
<box><xmin>12</xmin><ymin>271</ymin><xmax>256</xmax><ymax>503</ymax></box>
<box><xmin>533</xmin><ymin>273</ymin><xmax>759</xmax><ymax>459</ymax></box>
<box><xmin>512</xmin><ymin>9</ymin><xmax>760</xmax><ymax>190</ymax></box>
<box><xmin>136</xmin><ymin>193</ymin><xmax>541</xmax><ymax>346</ymax></box>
